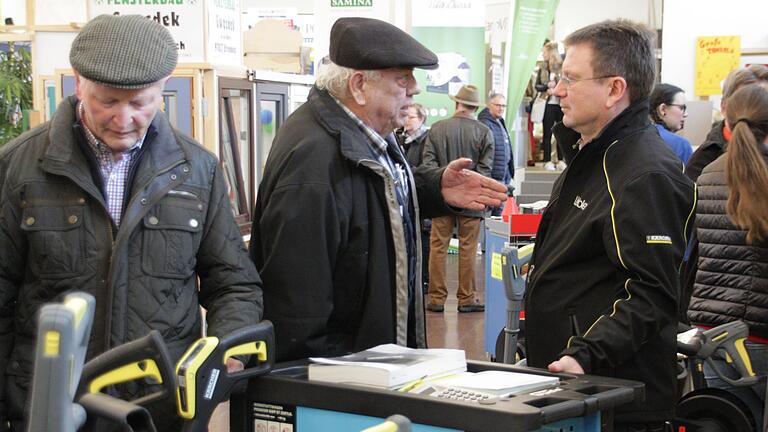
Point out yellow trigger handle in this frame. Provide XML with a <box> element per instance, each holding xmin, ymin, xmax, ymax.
<box><xmin>223</xmin><ymin>341</ymin><xmax>267</xmax><ymax>364</ymax></box>
<box><xmin>88</xmin><ymin>360</ymin><xmax>163</xmax><ymax>394</ymax></box>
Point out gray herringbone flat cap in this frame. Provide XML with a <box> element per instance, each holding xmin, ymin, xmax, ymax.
<box><xmin>70</xmin><ymin>14</ymin><xmax>178</xmax><ymax>89</ymax></box>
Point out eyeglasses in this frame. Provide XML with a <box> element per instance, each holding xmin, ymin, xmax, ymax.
<box><xmin>491</xmin><ymin>103</ymin><xmax>507</xmax><ymax>108</ymax></box>
<box><xmin>559</xmin><ymin>75</ymin><xmax>617</xmax><ymax>89</ymax></box>
<box><xmin>668</xmin><ymin>103</ymin><xmax>687</xmax><ymax>112</ymax></box>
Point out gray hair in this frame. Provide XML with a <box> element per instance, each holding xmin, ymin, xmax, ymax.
<box><xmin>488</xmin><ymin>93</ymin><xmax>505</xmax><ymax>102</ymax></box>
<box><xmin>315</xmin><ymin>62</ymin><xmax>382</xmax><ymax>100</ymax></box>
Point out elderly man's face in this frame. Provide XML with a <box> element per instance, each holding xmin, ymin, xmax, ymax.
<box><xmin>488</xmin><ymin>96</ymin><xmax>506</xmax><ymax>119</ymax></box>
<box><xmin>361</xmin><ymin>68</ymin><xmax>420</xmax><ymax>136</ymax></box>
<box><xmin>76</xmin><ymin>75</ymin><xmax>164</xmax><ymax>154</ymax></box>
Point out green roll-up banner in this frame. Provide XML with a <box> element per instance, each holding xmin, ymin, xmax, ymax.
<box><xmin>504</xmin><ymin>0</ymin><xmax>559</xmax><ymax>128</ymax></box>
<box><xmin>410</xmin><ymin>0</ymin><xmax>485</xmax><ymax>123</ymax></box>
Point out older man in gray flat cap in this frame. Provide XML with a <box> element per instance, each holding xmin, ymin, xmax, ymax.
<box><xmin>250</xmin><ymin>17</ymin><xmax>507</xmax><ymax>362</ymax></box>
<box><xmin>0</xmin><ymin>14</ymin><xmax>262</xmax><ymax>431</ymax></box>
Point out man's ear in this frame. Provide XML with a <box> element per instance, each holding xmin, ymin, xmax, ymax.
<box><xmin>348</xmin><ymin>71</ymin><xmax>367</xmax><ymax>106</ymax></box>
<box><xmin>74</xmin><ymin>73</ymin><xmax>83</xmax><ymax>100</ymax></box>
<box><xmin>605</xmin><ymin>76</ymin><xmax>628</xmax><ymax>108</ymax></box>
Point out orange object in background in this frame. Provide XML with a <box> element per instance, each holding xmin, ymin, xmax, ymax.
<box><xmin>501</xmin><ymin>195</ymin><xmax>519</xmax><ymax>222</ymax></box>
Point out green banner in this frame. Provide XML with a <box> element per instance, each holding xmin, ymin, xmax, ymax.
<box><xmin>504</xmin><ymin>0</ymin><xmax>559</xmax><ymax>128</ymax></box>
<box><xmin>411</xmin><ymin>26</ymin><xmax>485</xmax><ymax>123</ymax></box>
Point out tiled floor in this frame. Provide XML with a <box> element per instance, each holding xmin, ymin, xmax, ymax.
<box><xmin>211</xmin><ymin>254</ymin><xmax>487</xmax><ymax>431</ymax></box>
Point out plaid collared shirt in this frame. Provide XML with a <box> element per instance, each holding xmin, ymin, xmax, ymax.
<box><xmin>333</xmin><ymin>98</ymin><xmax>409</xmax><ymax>203</ymax></box>
<box><xmin>78</xmin><ymin>102</ymin><xmax>144</xmax><ymax>227</ymax></box>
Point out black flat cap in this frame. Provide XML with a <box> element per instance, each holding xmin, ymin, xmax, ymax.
<box><xmin>330</xmin><ymin>17</ymin><xmax>438</xmax><ymax>70</ymax></box>
<box><xmin>70</xmin><ymin>14</ymin><xmax>178</xmax><ymax>89</ymax></box>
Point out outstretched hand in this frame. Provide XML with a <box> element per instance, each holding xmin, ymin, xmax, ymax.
<box><xmin>441</xmin><ymin>158</ymin><xmax>507</xmax><ymax>211</ymax></box>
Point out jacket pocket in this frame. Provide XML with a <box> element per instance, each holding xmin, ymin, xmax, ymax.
<box><xmin>141</xmin><ymin>199</ymin><xmax>203</xmax><ymax>279</ymax></box>
<box><xmin>20</xmin><ymin>205</ymin><xmax>85</xmax><ymax>278</ymax></box>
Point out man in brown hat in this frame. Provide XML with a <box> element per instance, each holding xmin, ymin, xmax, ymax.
<box><xmin>0</xmin><ymin>15</ymin><xmax>262</xmax><ymax>430</ymax></box>
<box><xmin>422</xmin><ymin>84</ymin><xmax>495</xmax><ymax>313</ymax></box>
<box><xmin>250</xmin><ymin>18</ymin><xmax>506</xmax><ymax>362</ymax></box>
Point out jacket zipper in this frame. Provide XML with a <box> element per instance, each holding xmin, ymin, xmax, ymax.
<box><xmin>104</xmin><ymin>160</ymin><xmax>185</xmax><ymax>349</ymax></box>
<box><xmin>525</xmin><ymin>143</ymin><xmax>586</xmax><ymax>303</ymax></box>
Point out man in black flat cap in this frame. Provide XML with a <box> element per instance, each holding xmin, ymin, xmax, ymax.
<box><xmin>250</xmin><ymin>17</ymin><xmax>507</xmax><ymax>361</ymax></box>
<box><xmin>0</xmin><ymin>14</ymin><xmax>262</xmax><ymax>431</ymax></box>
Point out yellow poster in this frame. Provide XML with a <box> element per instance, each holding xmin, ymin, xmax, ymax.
<box><xmin>491</xmin><ymin>253</ymin><xmax>503</xmax><ymax>280</ymax></box>
<box><xmin>695</xmin><ymin>36</ymin><xmax>741</xmax><ymax>96</ymax></box>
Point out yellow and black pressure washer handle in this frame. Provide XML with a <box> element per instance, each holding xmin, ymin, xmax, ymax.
<box><xmin>176</xmin><ymin>321</ymin><xmax>274</xmax><ymax>432</ymax></box>
<box><xmin>77</xmin><ymin>330</ymin><xmax>177</xmax><ymax>407</ymax></box>
<box><xmin>701</xmin><ymin>321</ymin><xmax>761</xmax><ymax>388</ymax></box>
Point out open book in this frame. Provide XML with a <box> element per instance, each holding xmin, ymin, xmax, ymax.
<box><xmin>308</xmin><ymin>344</ymin><xmax>467</xmax><ymax>389</ymax></box>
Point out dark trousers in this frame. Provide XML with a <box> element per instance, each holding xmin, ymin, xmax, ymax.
<box><xmin>420</xmin><ymin>220</ymin><xmax>431</xmax><ymax>294</ymax></box>
<box><xmin>542</xmin><ymin>103</ymin><xmax>564</xmax><ymax>162</ymax></box>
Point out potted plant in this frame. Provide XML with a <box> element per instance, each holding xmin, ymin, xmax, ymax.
<box><xmin>0</xmin><ymin>42</ymin><xmax>32</xmax><ymax>147</ymax></box>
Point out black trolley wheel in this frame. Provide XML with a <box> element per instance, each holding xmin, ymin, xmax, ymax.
<box><xmin>676</xmin><ymin>388</ymin><xmax>755</xmax><ymax>432</ymax></box>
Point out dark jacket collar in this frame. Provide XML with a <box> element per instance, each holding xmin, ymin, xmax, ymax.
<box><xmin>701</xmin><ymin>120</ymin><xmax>727</xmax><ymax>151</ymax></box>
<box><xmin>478</xmin><ymin>107</ymin><xmax>506</xmax><ymax>128</ymax></box>
<box><xmin>308</xmin><ymin>86</ymin><xmax>395</xmax><ymax>165</ymax></box>
<box><xmin>554</xmin><ymin>98</ymin><xmax>651</xmax><ymax>163</ymax></box>
<box><xmin>43</xmin><ymin>96</ymin><xmax>187</xmax><ymax>182</ymax></box>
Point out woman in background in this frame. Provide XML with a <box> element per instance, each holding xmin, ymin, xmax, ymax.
<box><xmin>397</xmin><ymin>103</ymin><xmax>431</xmax><ymax>293</ymax></box>
<box><xmin>650</xmin><ymin>83</ymin><xmax>693</xmax><ymax>165</ymax></box>
<box><xmin>687</xmin><ymin>83</ymin><xmax>768</xmax><ymax>432</ymax></box>
<box><xmin>536</xmin><ymin>42</ymin><xmax>565</xmax><ymax>171</ymax></box>
<box><xmin>398</xmin><ymin>103</ymin><xmax>429</xmax><ymax>167</ymax></box>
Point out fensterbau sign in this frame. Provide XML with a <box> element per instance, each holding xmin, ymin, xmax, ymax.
<box><xmin>90</xmin><ymin>0</ymin><xmax>206</xmax><ymax>62</ymax></box>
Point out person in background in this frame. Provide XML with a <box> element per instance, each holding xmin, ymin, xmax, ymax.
<box><xmin>478</xmin><ymin>93</ymin><xmax>515</xmax><ymax>216</ymax></box>
<box><xmin>678</xmin><ymin>64</ymin><xmax>768</xmax><ymax>322</ymax></box>
<box><xmin>523</xmin><ymin>20</ymin><xmax>696</xmax><ymax>432</ymax></box>
<box><xmin>399</xmin><ymin>103</ymin><xmax>430</xmax><ymax>167</ymax></box>
<box><xmin>685</xmin><ymin>64</ymin><xmax>768</xmax><ymax>182</ymax></box>
<box><xmin>536</xmin><ymin>42</ymin><xmax>566</xmax><ymax>171</ymax></box>
<box><xmin>0</xmin><ymin>15</ymin><xmax>263</xmax><ymax>431</ymax></box>
<box><xmin>649</xmin><ymin>83</ymin><xmax>693</xmax><ymax>165</ymax></box>
<box><xmin>686</xmin><ymin>82</ymin><xmax>768</xmax><ymax>432</ymax></box>
<box><xmin>250</xmin><ymin>18</ymin><xmax>507</xmax><ymax>362</ymax></box>
<box><xmin>398</xmin><ymin>102</ymin><xmax>432</xmax><ymax>293</ymax></box>
<box><xmin>422</xmin><ymin>84</ymin><xmax>494</xmax><ymax>314</ymax></box>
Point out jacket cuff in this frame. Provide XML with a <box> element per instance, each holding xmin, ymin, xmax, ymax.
<box><xmin>559</xmin><ymin>345</ymin><xmax>592</xmax><ymax>374</ymax></box>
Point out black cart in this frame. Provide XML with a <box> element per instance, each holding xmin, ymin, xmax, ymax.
<box><xmin>231</xmin><ymin>360</ymin><xmax>643</xmax><ymax>432</ymax></box>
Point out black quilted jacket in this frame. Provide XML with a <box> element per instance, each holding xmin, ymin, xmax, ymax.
<box><xmin>687</xmin><ymin>153</ymin><xmax>768</xmax><ymax>337</ymax></box>
<box><xmin>0</xmin><ymin>96</ymin><xmax>263</xmax><ymax>428</ymax></box>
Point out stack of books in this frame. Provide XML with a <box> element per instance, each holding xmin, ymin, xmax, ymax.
<box><xmin>308</xmin><ymin>344</ymin><xmax>467</xmax><ymax>389</ymax></box>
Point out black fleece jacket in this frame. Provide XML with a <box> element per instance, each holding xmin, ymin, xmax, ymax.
<box><xmin>524</xmin><ymin>100</ymin><xmax>696</xmax><ymax>423</ymax></box>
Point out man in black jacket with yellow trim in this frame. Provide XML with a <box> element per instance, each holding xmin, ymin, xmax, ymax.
<box><xmin>524</xmin><ymin>20</ymin><xmax>696</xmax><ymax>432</ymax></box>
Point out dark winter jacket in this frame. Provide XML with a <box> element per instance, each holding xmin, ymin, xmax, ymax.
<box><xmin>422</xmin><ymin>114</ymin><xmax>494</xmax><ymax>218</ymax></box>
<box><xmin>685</xmin><ymin>120</ymin><xmax>727</xmax><ymax>182</ymax></box>
<box><xmin>687</xmin><ymin>153</ymin><xmax>768</xmax><ymax>338</ymax></box>
<box><xmin>250</xmin><ymin>87</ymin><xmax>447</xmax><ymax>362</ymax></box>
<box><xmin>0</xmin><ymin>96</ymin><xmax>263</xmax><ymax>428</ymax></box>
<box><xmin>679</xmin><ymin>120</ymin><xmax>728</xmax><ymax>320</ymax></box>
<box><xmin>397</xmin><ymin>126</ymin><xmax>429</xmax><ymax>168</ymax></box>
<box><xmin>524</xmin><ymin>100</ymin><xmax>697</xmax><ymax>423</ymax></box>
<box><xmin>478</xmin><ymin>108</ymin><xmax>514</xmax><ymax>184</ymax></box>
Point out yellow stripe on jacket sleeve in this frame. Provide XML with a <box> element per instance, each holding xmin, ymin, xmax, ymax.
<box><xmin>566</xmin><ymin>278</ymin><xmax>633</xmax><ymax>349</ymax></box>
<box><xmin>602</xmin><ymin>140</ymin><xmax>627</xmax><ymax>270</ymax></box>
